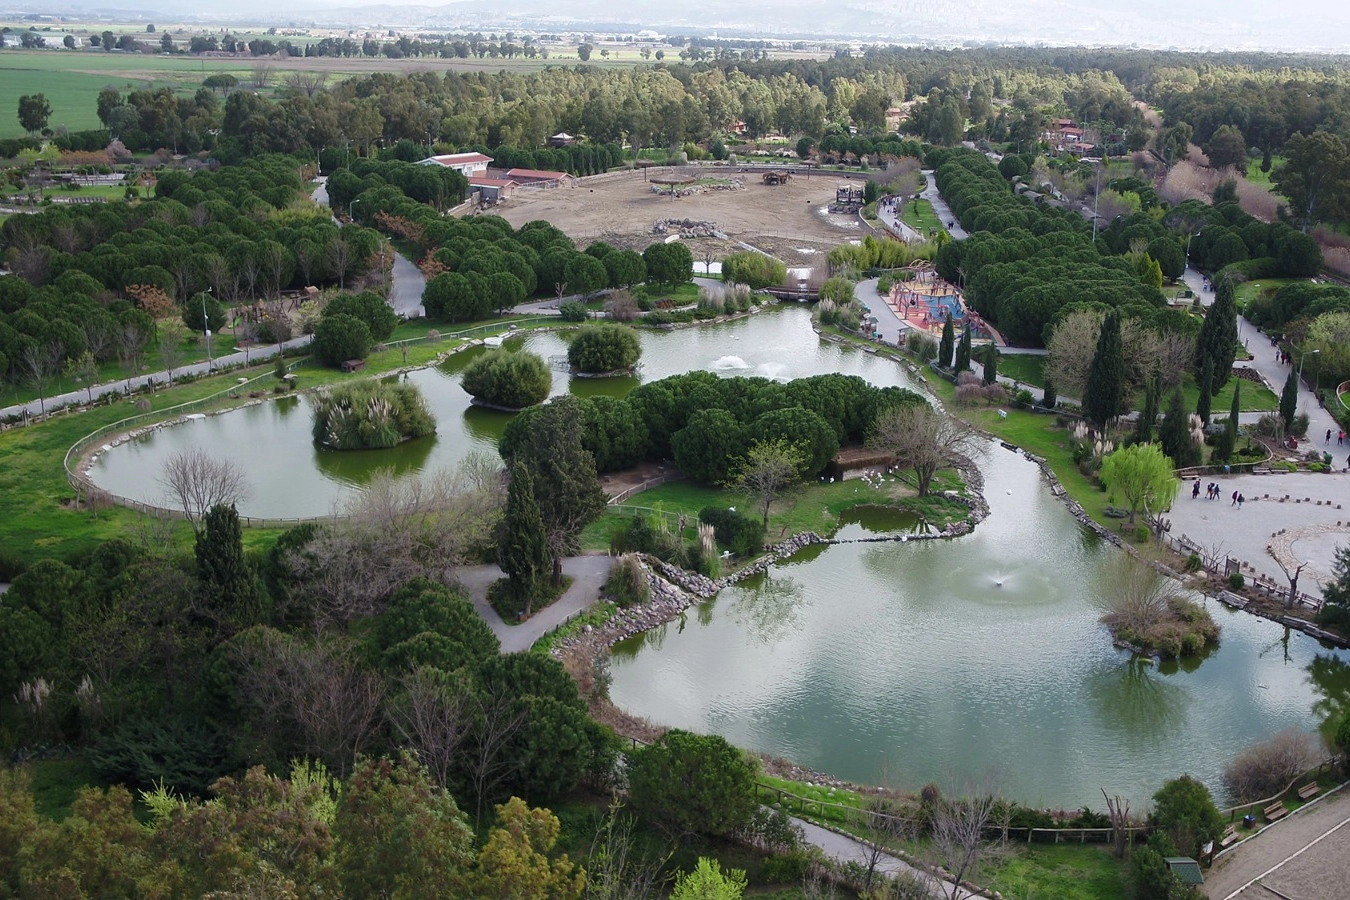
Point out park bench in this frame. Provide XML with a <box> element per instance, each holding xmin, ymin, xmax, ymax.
<box><xmin>1298</xmin><ymin>782</ymin><xmax>1320</xmax><ymax>801</ymax></box>
<box><xmin>1219</xmin><ymin>824</ymin><xmax>1240</xmax><ymax>848</ymax></box>
<box><xmin>1264</xmin><ymin>801</ymin><xmax>1288</xmax><ymax>822</ymax></box>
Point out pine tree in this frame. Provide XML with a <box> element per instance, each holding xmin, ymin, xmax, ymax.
<box><xmin>1279</xmin><ymin>368</ymin><xmax>1299</xmax><ymax>433</ymax></box>
<box><xmin>1135</xmin><ymin>374</ymin><xmax>1159</xmax><ymax>444</ymax></box>
<box><xmin>1196</xmin><ymin>278</ymin><xmax>1238</xmax><ymax>392</ymax></box>
<box><xmin>939</xmin><ymin>313</ymin><xmax>954</xmax><ymax>368</ymax></box>
<box><xmin>1083</xmin><ymin>311</ymin><xmax>1124</xmax><ymax>429</ymax></box>
<box><xmin>982</xmin><ymin>343</ymin><xmax>999</xmax><ymax>385</ymax></box>
<box><xmin>954</xmin><ymin>327</ymin><xmax>972</xmax><ymax>373</ymax></box>
<box><xmin>195</xmin><ymin>503</ymin><xmax>266</xmax><ymax>627</ymax></box>
<box><xmin>1159</xmin><ymin>388</ymin><xmax>1200</xmax><ymax>468</ymax></box>
<box><xmin>1196</xmin><ymin>358</ymin><xmax>1213</xmax><ymax>426</ymax></box>
<box><xmin>498</xmin><ymin>462</ymin><xmax>550</xmax><ymax>615</ymax></box>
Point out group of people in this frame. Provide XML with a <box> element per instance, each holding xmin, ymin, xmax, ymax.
<box><xmin>1192</xmin><ymin>480</ymin><xmax>1244</xmax><ymax>507</ymax></box>
<box><xmin>1326</xmin><ymin>429</ymin><xmax>1345</xmax><ymax>445</ymax></box>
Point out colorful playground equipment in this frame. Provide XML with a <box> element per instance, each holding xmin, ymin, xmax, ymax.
<box><xmin>885</xmin><ymin>262</ymin><xmax>989</xmax><ymax>341</ymax></box>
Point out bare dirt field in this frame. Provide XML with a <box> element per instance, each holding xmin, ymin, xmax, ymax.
<box><xmin>496</xmin><ymin>167</ymin><xmax>866</xmax><ymax>264</ymax></box>
<box><xmin>1204</xmin><ymin>786</ymin><xmax>1350</xmax><ymax>899</ymax></box>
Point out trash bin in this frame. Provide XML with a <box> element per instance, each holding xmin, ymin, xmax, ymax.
<box><xmin>1243</xmin><ymin>814</ymin><xmax>1255</xmax><ymax>828</ymax></box>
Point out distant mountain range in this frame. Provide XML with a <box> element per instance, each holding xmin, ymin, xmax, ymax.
<box><xmin>7</xmin><ymin>0</ymin><xmax>1349</xmax><ymax>52</ymax></box>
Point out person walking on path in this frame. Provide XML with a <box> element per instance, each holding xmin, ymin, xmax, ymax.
<box><xmin>1327</xmin><ymin>429</ymin><xmax>1333</xmax><ymax>444</ymax></box>
<box><xmin>1238</xmin><ymin>493</ymin><xmax>1245</xmax><ymax>509</ymax></box>
<box><xmin>1232</xmin><ymin>490</ymin><xmax>1239</xmax><ymax>506</ymax></box>
<box><xmin>1192</xmin><ymin>480</ymin><xmax>1201</xmax><ymax>499</ymax></box>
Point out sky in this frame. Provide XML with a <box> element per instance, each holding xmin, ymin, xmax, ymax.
<box><xmin>22</xmin><ymin>0</ymin><xmax>1350</xmax><ymax>51</ymax></box>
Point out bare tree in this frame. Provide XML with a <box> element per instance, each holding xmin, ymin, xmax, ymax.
<box><xmin>604</xmin><ymin>291</ymin><xmax>639</xmax><ymax>321</ymax></box>
<box><xmin>465</xmin><ymin>685</ymin><xmax>528</xmax><ymax>829</ymax></box>
<box><xmin>868</xmin><ymin>402</ymin><xmax>977</xmax><ymax>497</ymax></box>
<box><xmin>158</xmin><ymin>448</ymin><xmax>250</xmax><ymax>531</ymax></box>
<box><xmin>848</xmin><ymin>793</ymin><xmax>915</xmax><ymax>894</ymax></box>
<box><xmin>387</xmin><ymin>666</ymin><xmax>474</xmax><ymax>789</ymax></box>
<box><xmin>284</xmin><ymin>70</ymin><xmax>328</xmax><ymax>97</ymax></box>
<box><xmin>284</xmin><ymin>456</ymin><xmax>504</xmax><ymax>625</ymax></box>
<box><xmin>1222</xmin><ymin>728</ymin><xmax>1319</xmax><ymax>801</ymax></box>
<box><xmin>554</xmin><ymin>281</ymin><xmax>568</xmax><ymax>304</ymax></box>
<box><xmin>232</xmin><ymin>630</ymin><xmax>383</xmax><ymax>779</ymax></box>
<box><xmin>81</xmin><ymin>316</ymin><xmax>115</xmax><ymax>363</ymax></box>
<box><xmin>583</xmin><ymin>800</ymin><xmax>674</xmax><ymax>900</ymax></box>
<box><xmin>328</xmin><ymin>238</ymin><xmax>354</xmax><ymax>291</ymax></box>
<box><xmin>1101</xmin><ymin>789</ymin><xmax>1132</xmax><ymax>859</ymax></box>
<box><xmin>119</xmin><ymin>322</ymin><xmax>149</xmax><ymax>391</ymax></box>
<box><xmin>158</xmin><ymin>320</ymin><xmax>187</xmax><ymax>384</ymax></box>
<box><xmin>64</xmin><ymin>349</ymin><xmax>100</xmax><ymax>405</ymax></box>
<box><xmin>251</xmin><ymin>61</ymin><xmax>274</xmax><ymax>89</ymax></box>
<box><xmin>929</xmin><ymin>780</ymin><xmax>1001</xmax><ymax>900</ymax></box>
<box><xmin>22</xmin><ymin>340</ymin><xmax>64</xmax><ymax>418</ymax></box>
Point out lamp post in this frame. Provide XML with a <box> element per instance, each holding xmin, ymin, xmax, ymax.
<box><xmin>1297</xmin><ymin>347</ymin><xmax>1320</xmax><ymax>388</ymax></box>
<box><xmin>1185</xmin><ymin>229</ymin><xmax>1203</xmax><ymax>271</ymax></box>
<box><xmin>348</xmin><ymin>197</ymin><xmax>360</xmax><ymax>221</ymax></box>
<box><xmin>200</xmin><ymin>286</ymin><xmax>214</xmax><ymax>371</ymax></box>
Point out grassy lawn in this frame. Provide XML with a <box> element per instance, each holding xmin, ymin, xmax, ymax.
<box><xmin>998</xmin><ymin>354</ymin><xmax>1045</xmax><ymax>387</ymax></box>
<box><xmin>1244</xmin><ymin>158</ymin><xmax>1283</xmax><ymax>189</ymax></box>
<box><xmin>1235</xmin><ymin>278</ymin><xmax>1299</xmax><ymax>316</ymax></box>
<box><xmin>984</xmin><ymin>843</ymin><xmax>1127</xmax><ymax>900</ymax></box>
<box><xmin>898</xmin><ymin>198</ymin><xmax>944</xmax><ymax>237</ymax></box>
<box><xmin>1179</xmin><ymin>374</ymin><xmax>1278</xmax><ymax>415</ymax></box>
<box><xmin>581</xmin><ymin>474</ymin><xmax>970</xmax><ymax>552</ymax></box>
<box><xmin>0</xmin><ymin>315</ymin><xmax>561</xmax><ymax>564</ymax></box>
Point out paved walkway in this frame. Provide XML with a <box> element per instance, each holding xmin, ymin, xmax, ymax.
<box><xmin>794</xmin><ymin>818</ymin><xmax>975</xmax><ymax>899</ymax></box>
<box><xmin>920</xmin><ymin>170</ymin><xmax>968</xmax><ymax>240</ymax></box>
<box><xmin>1204</xmin><ymin>785</ymin><xmax>1350</xmax><ymax>899</ymax></box>
<box><xmin>1168</xmin><ymin>471</ymin><xmax>1349</xmax><ymax>597</ymax></box>
<box><xmin>1181</xmin><ymin>267</ymin><xmax>1343</xmax><ymax>445</ymax></box>
<box><xmin>876</xmin><ymin>201</ymin><xmax>924</xmax><ymax>243</ymax></box>
<box><xmin>455</xmin><ymin>555</ymin><xmax>613</xmax><ymax>654</ymax></box>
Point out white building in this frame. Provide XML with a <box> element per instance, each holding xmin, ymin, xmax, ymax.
<box><xmin>417</xmin><ymin>152</ymin><xmax>492</xmax><ymax>177</ymax></box>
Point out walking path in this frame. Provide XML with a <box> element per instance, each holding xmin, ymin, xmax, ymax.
<box><xmin>794</xmin><ymin>818</ymin><xmax>975</xmax><ymax>899</ymax></box>
<box><xmin>454</xmin><ymin>555</ymin><xmax>613</xmax><ymax>654</ymax></box>
<box><xmin>1181</xmin><ymin>267</ymin><xmax>1344</xmax><ymax>448</ymax></box>
<box><xmin>920</xmin><ymin>170</ymin><xmax>968</xmax><ymax>240</ymax></box>
<box><xmin>876</xmin><ymin>201</ymin><xmax>924</xmax><ymax>243</ymax></box>
<box><xmin>1204</xmin><ymin>785</ymin><xmax>1350</xmax><ymax>899</ymax></box>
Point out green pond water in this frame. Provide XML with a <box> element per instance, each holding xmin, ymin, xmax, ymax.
<box><xmin>89</xmin><ymin>307</ymin><xmax>1350</xmax><ymax>805</ymax></box>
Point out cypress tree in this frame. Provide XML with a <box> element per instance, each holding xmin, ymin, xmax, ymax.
<box><xmin>1196</xmin><ymin>278</ymin><xmax>1238</xmax><ymax>392</ymax></box>
<box><xmin>1279</xmin><ymin>368</ymin><xmax>1299</xmax><ymax>434</ymax></box>
<box><xmin>1215</xmin><ymin>379</ymin><xmax>1240</xmax><ymax>462</ymax></box>
<box><xmin>954</xmin><ymin>327</ymin><xmax>971</xmax><ymax>373</ymax></box>
<box><xmin>1041</xmin><ymin>376</ymin><xmax>1057</xmax><ymax>410</ymax></box>
<box><xmin>1159</xmin><ymin>388</ymin><xmax>1200</xmax><ymax>468</ymax></box>
<box><xmin>196</xmin><ymin>503</ymin><xmax>266</xmax><ymax>627</ymax></box>
<box><xmin>982</xmin><ymin>343</ymin><xmax>999</xmax><ymax>385</ymax></box>
<box><xmin>498</xmin><ymin>461</ymin><xmax>550</xmax><ymax>615</ymax></box>
<box><xmin>1135</xmin><ymin>374</ymin><xmax>1159</xmax><ymax>445</ymax></box>
<box><xmin>1196</xmin><ymin>358</ymin><xmax>1214</xmax><ymax>426</ymax></box>
<box><xmin>939</xmin><ymin>313</ymin><xmax>954</xmax><ymax>368</ymax></box>
<box><xmin>1083</xmin><ymin>311</ymin><xmax>1125</xmax><ymax>429</ymax></box>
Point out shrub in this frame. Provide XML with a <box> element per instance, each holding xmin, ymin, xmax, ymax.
<box><xmin>1222</xmin><ymin>728</ymin><xmax>1318</xmax><ymax>801</ymax></box>
<box><xmin>905</xmin><ymin>330</ymin><xmax>938</xmax><ymax>359</ymax></box>
<box><xmin>310</xmin><ymin>380</ymin><xmax>436</xmax><ymax>450</ymax></box>
<box><xmin>461</xmin><ymin>349</ymin><xmax>552</xmax><ymax>409</ymax></box>
<box><xmin>558</xmin><ymin>301</ymin><xmax>589</xmax><ymax>322</ymax></box>
<box><xmin>312</xmin><ymin>313</ymin><xmax>373</xmax><ymax>367</ymax></box>
<box><xmin>1229</xmin><ymin>572</ymin><xmax>1245</xmax><ymax>590</ymax></box>
<box><xmin>1013</xmin><ymin>388</ymin><xmax>1035</xmax><ymax>409</ymax></box>
<box><xmin>699</xmin><ymin>506</ymin><xmax>766</xmax><ymax>557</ymax></box>
<box><xmin>1134</xmin><ymin>524</ymin><xmax>1150</xmax><ymax>543</ymax></box>
<box><xmin>568</xmin><ymin>324</ymin><xmax>642</xmax><ymax>373</ymax></box>
<box><xmin>604</xmin><ymin>291</ymin><xmax>640</xmax><ymax>321</ymax></box>
<box><xmin>1184</xmin><ymin>554</ymin><xmax>1202</xmax><ymax>573</ymax></box>
<box><xmin>721</xmin><ymin>251</ymin><xmax>786</xmax><ymax>290</ymax></box>
<box><xmin>603</xmin><ymin>553</ymin><xmax>650</xmax><ymax>607</ymax></box>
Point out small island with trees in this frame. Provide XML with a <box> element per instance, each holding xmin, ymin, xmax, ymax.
<box><xmin>460</xmin><ymin>348</ymin><xmax>552</xmax><ymax>410</ymax></box>
<box><xmin>311</xmin><ymin>380</ymin><xmax>436</xmax><ymax>450</ymax></box>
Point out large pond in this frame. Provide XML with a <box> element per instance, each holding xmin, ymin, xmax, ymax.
<box><xmin>90</xmin><ymin>308</ymin><xmax>915</xmax><ymax>519</ymax></box>
<box><xmin>609</xmin><ymin>443</ymin><xmax>1350</xmax><ymax>806</ymax></box>
<box><xmin>89</xmin><ymin>307</ymin><xmax>1350</xmax><ymax>805</ymax></box>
